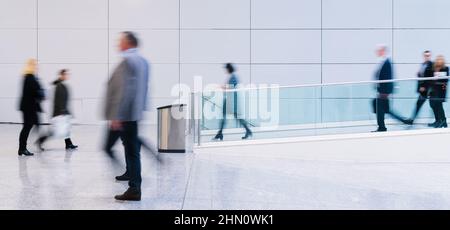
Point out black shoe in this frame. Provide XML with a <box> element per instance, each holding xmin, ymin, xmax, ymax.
<box><xmin>242</xmin><ymin>131</ymin><xmax>253</xmax><ymax>140</ymax></box>
<box><xmin>114</xmin><ymin>187</ymin><xmax>141</xmax><ymax>201</ymax></box>
<box><xmin>212</xmin><ymin>133</ymin><xmax>223</xmax><ymax>141</ymax></box>
<box><xmin>428</xmin><ymin>121</ymin><xmax>439</xmax><ymax>127</ymax></box>
<box><xmin>65</xmin><ymin>144</ymin><xmax>78</xmax><ymax>150</ymax></box>
<box><xmin>404</xmin><ymin>119</ymin><xmax>414</xmax><ymax>125</ymax></box>
<box><xmin>436</xmin><ymin>120</ymin><xmax>448</xmax><ymax>128</ymax></box>
<box><xmin>18</xmin><ymin>149</ymin><xmax>34</xmax><ymax>156</ymax></box>
<box><xmin>115</xmin><ymin>173</ymin><xmax>131</xmax><ymax>181</ymax></box>
<box><xmin>372</xmin><ymin>128</ymin><xmax>387</xmax><ymax>133</ymax></box>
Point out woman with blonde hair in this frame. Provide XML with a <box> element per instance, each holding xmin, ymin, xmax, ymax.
<box><xmin>18</xmin><ymin>59</ymin><xmax>45</xmax><ymax>156</ymax></box>
<box><xmin>429</xmin><ymin>55</ymin><xmax>449</xmax><ymax>128</ymax></box>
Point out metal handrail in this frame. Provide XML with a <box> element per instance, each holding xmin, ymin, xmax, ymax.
<box><xmin>194</xmin><ymin>76</ymin><xmax>450</xmax><ymax>94</ymax></box>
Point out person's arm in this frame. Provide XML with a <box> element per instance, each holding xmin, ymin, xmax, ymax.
<box><xmin>33</xmin><ymin>77</ymin><xmax>45</xmax><ymax>101</ymax></box>
<box><xmin>142</xmin><ymin>61</ymin><xmax>150</xmax><ymax>111</ymax></box>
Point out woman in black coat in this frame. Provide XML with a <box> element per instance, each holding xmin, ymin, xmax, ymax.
<box><xmin>18</xmin><ymin>59</ymin><xmax>45</xmax><ymax>156</ymax></box>
<box><xmin>429</xmin><ymin>55</ymin><xmax>449</xmax><ymax>128</ymax></box>
<box><xmin>37</xmin><ymin>69</ymin><xmax>78</xmax><ymax>150</ymax></box>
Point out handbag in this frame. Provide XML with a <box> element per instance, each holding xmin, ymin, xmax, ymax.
<box><xmin>51</xmin><ymin>115</ymin><xmax>71</xmax><ymax>139</ymax></box>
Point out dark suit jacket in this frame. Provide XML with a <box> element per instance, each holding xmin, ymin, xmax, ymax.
<box><xmin>430</xmin><ymin>66</ymin><xmax>449</xmax><ymax>101</ymax></box>
<box><xmin>19</xmin><ymin>74</ymin><xmax>44</xmax><ymax>113</ymax></box>
<box><xmin>376</xmin><ymin>58</ymin><xmax>394</xmax><ymax>94</ymax></box>
<box><xmin>52</xmin><ymin>80</ymin><xmax>70</xmax><ymax>117</ymax></box>
<box><xmin>417</xmin><ymin>61</ymin><xmax>434</xmax><ymax>93</ymax></box>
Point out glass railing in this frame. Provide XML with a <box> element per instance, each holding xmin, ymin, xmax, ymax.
<box><xmin>190</xmin><ymin>76</ymin><xmax>450</xmax><ymax>145</ymax></box>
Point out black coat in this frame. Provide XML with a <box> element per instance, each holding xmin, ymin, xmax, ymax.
<box><xmin>376</xmin><ymin>59</ymin><xmax>394</xmax><ymax>94</ymax></box>
<box><xmin>430</xmin><ymin>66</ymin><xmax>449</xmax><ymax>102</ymax></box>
<box><xmin>417</xmin><ymin>61</ymin><xmax>434</xmax><ymax>93</ymax></box>
<box><xmin>19</xmin><ymin>74</ymin><xmax>44</xmax><ymax>113</ymax></box>
<box><xmin>52</xmin><ymin>80</ymin><xmax>70</xmax><ymax>117</ymax></box>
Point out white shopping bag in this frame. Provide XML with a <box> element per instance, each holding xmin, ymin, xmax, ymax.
<box><xmin>51</xmin><ymin>115</ymin><xmax>71</xmax><ymax>139</ymax></box>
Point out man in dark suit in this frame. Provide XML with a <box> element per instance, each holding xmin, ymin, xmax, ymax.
<box><xmin>406</xmin><ymin>50</ymin><xmax>434</xmax><ymax>124</ymax></box>
<box><xmin>373</xmin><ymin>45</ymin><xmax>409</xmax><ymax>132</ymax></box>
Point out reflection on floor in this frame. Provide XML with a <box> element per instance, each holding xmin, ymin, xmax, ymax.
<box><xmin>1</xmin><ymin>124</ymin><xmax>450</xmax><ymax>210</ymax></box>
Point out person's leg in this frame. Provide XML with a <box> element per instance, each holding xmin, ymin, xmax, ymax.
<box><xmin>19</xmin><ymin>123</ymin><xmax>33</xmax><ymax>151</ymax></box>
<box><xmin>214</xmin><ymin>99</ymin><xmax>227</xmax><ymax>140</ymax></box>
<box><xmin>436</xmin><ymin>101</ymin><xmax>447</xmax><ymax>127</ymax></box>
<box><xmin>123</xmin><ymin>121</ymin><xmax>141</xmax><ymax>190</ymax></box>
<box><xmin>64</xmin><ymin>138</ymin><xmax>78</xmax><ymax>149</ymax></box>
<box><xmin>235</xmin><ymin>111</ymin><xmax>252</xmax><ymax>139</ymax></box>
<box><xmin>115</xmin><ymin>121</ymin><xmax>141</xmax><ymax>201</ymax></box>
<box><xmin>429</xmin><ymin>98</ymin><xmax>439</xmax><ymax>126</ymax></box>
<box><xmin>386</xmin><ymin>98</ymin><xmax>408</xmax><ymax>124</ymax></box>
<box><xmin>388</xmin><ymin>110</ymin><xmax>408</xmax><ymax>124</ymax></box>
<box><xmin>104</xmin><ymin>127</ymin><xmax>121</xmax><ymax>157</ymax></box>
<box><xmin>19</xmin><ymin>112</ymin><xmax>35</xmax><ymax>150</ymax></box>
<box><xmin>121</xmin><ymin>134</ymin><xmax>131</xmax><ymax>178</ymax></box>
<box><xmin>412</xmin><ymin>95</ymin><xmax>427</xmax><ymax>120</ymax></box>
<box><xmin>376</xmin><ymin>98</ymin><xmax>387</xmax><ymax>131</ymax></box>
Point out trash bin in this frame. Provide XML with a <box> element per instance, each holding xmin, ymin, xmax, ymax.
<box><xmin>157</xmin><ymin>104</ymin><xmax>187</xmax><ymax>153</ymax></box>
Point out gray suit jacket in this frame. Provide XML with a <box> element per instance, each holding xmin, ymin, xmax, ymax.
<box><xmin>104</xmin><ymin>49</ymin><xmax>149</xmax><ymax>121</ymax></box>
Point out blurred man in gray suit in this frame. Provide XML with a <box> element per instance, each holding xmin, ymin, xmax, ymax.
<box><xmin>104</xmin><ymin>31</ymin><xmax>149</xmax><ymax>201</ymax></box>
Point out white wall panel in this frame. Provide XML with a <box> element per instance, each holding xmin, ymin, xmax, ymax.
<box><xmin>181</xmin><ymin>30</ymin><xmax>250</xmax><ymax>64</ymax></box>
<box><xmin>0</xmin><ymin>30</ymin><xmax>37</xmax><ymax>63</ymax></box>
<box><xmin>251</xmin><ymin>64</ymin><xmax>321</xmax><ymax>85</ymax></box>
<box><xmin>0</xmin><ymin>64</ymin><xmax>24</xmax><ymax>98</ymax></box>
<box><xmin>322</xmin><ymin>64</ymin><xmax>378</xmax><ymax>83</ymax></box>
<box><xmin>148</xmin><ymin>64</ymin><xmax>180</xmax><ymax>98</ymax></box>
<box><xmin>322</xmin><ymin>30</ymin><xmax>392</xmax><ymax>63</ymax></box>
<box><xmin>181</xmin><ymin>0</ymin><xmax>250</xmax><ymax>29</ymax></box>
<box><xmin>38</xmin><ymin>0</ymin><xmax>108</xmax><ymax>29</ymax></box>
<box><xmin>394</xmin><ymin>0</ymin><xmax>450</xmax><ymax>28</ymax></box>
<box><xmin>0</xmin><ymin>99</ymin><xmax>22</xmax><ymax>123</ymax></box>
<box><xmin>109</xmin><ymin>0</ymin><xmax>179</xmax><ymax>29</ymax></box>
<box><xmin>79</xmin><ymin>98</ymin><xmax>104</xmax><ymax>124</ymax></box>
<box><xmin>252</xmin><ymin>0</ymin><xmax>321</xmax><ymax>29</ymax></box>
<box><xmin>394</xmin><ymin>64</ymin><xmax>423</xmax><ymax>80</ymax></box>
<box><xmin>323</xmin><ymin>0</ymin><xmax>392</xmax><ymax>29</ymax></box>
<box><xmin>38</xmin><ymin>30</ymin><xmax>108</xmax><ymax>63</ymax></box>
<box><xmin>394</xmin><ymin>30</ymin><xmax>450</xmax><ymax>63</ymax></box>
<box><xmin>180</xmin><ymin>64</ymin><xmax>250</xmax><ymax>90</ymax></box>
<box><xmin>0</xmin><ymin>0</ymin><xmax>36</xmax><ymax>28</ymax></box>
<box><xmin>252</xmin><ymin>30</ymin><xmax>321</xmax><ymax>63</ymax></box>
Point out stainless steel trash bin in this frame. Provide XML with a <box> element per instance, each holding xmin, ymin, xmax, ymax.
<box><xmin>157</xmin><ymin>104</ymin><xmax>187</xmax><ymax>153</ymax></box>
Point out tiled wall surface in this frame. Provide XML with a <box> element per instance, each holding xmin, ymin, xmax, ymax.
<box><xmin>1</xmin><ymin>0</ymin><xmax>449</xmax><ymax>124</ymax></box>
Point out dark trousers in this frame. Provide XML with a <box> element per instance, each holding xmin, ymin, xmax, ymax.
<box><xmin>376</xmin><ymin>97</ymin><xmax>407</xmax><ymax>130</ymax></box>
<box><xmin>217</xmin><ymin>99</ymin><xmax>251</xmax><ymax>134</ymax></box>
<box><xmin>121</xmin><ymin>121</ymin><xmax>141</xmax><ymax>190</ymax></box>
<box><xmin>104</xmin><ymin>128</ymin><xmax>130</xmax><ymax>176</ymax></box>
<box><xmin>430</xmin><ymin>98</ymin><xmax>446</xmax><ymax>122</ymax></box>
<box><xmin>104</xmin><ymin>126</ymin><xmax>155</xmax><ymax>178</ymax></box>
<box><xmin>19</xmin><ymin>111</ymin><xmax>39</xmax><ymax>151</ymax></box>
<box><xmin>412</xmin><ymin>94</ymin><xmax>428</xmax><ymax>120</ymax></box>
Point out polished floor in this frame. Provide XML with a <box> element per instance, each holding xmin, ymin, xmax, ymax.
<box><xmin>1</xmin><ymin>124</ymin><xmax>450</xmax><ymax>210</ymax></box>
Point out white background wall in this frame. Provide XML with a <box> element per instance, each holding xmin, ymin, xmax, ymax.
<box><xmin>1</xmin><ymin>0</ymin><xmax>449</xmax><ymax>124</ymax></box>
